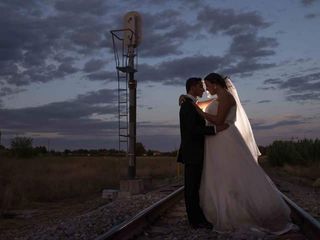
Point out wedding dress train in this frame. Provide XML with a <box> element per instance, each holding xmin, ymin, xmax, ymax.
<box><xmin>199</xmin><ymin>100</ymin><xmax>293</xmax><ymax>235</ymax></box>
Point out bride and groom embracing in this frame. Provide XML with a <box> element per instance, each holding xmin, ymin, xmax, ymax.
<box><xmin>177</xmin><ymin>73</ymin><xmax>295</xmax><ymax>235</ymax></box>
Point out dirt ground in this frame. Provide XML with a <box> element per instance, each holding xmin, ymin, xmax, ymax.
<box><xmin>0</xmin><ymin>162</ymin><xmax>319</xmax><ymax>239</ymax></box>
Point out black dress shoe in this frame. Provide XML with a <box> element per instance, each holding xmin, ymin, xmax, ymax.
<box><xmin>191</xmin><ymin>224</ymin><xmax>200</xmax><ymax>229</ymax></box>
<box><xmin>198</xmin><ymin>222</ymin><xmax>213</xmax><ymax>229</ymax></box>
<box><xmin>191</xmin><ymin>222</ymin><xmax>213</xmax><ymax>230</ymax></box>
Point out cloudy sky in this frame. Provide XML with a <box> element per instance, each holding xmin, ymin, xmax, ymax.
<box><xmin>0</xmin><ymin>0</ymin><xmax>319</xmax><ymax>151</ymax></box>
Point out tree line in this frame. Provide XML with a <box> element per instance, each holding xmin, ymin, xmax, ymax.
<box><xmin>0</xmin><ymin>137</ymin><xmax>178</xmax><ymax>158</ymax></box>
<box><xmin>1</xmin><ymin>137</ymin><xmax>319</xmax><ymax>165</ymax></box>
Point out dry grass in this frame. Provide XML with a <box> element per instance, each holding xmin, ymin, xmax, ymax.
<box><xmin>0</xmin><ymin>156</ymin><xmax>179</xmax><ymax>210</ymax></box>
<box><xmin>281</xmin><ymin>163</ymin><xmax>320</xmax><ymax>180</ymax></box>
<box><xmin>259</xmin><ymin>156</ymin><xmax>320</xmax><ymax>182</ymax></box>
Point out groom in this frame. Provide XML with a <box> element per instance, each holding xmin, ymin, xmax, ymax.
<box><xmin>177</xmin><ymin>77</ymin><xmax>227</xmax><ymax>229</ymax></box>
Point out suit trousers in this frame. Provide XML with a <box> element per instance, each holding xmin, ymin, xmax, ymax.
<box><xmin>184</xmin><ymin>163</ymin><xmax>207</xmax><ymax>225</ymax></box>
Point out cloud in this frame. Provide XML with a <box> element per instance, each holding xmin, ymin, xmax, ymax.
<box><xmin>110</xmin><ymin>7</ymin><xmax>276</xmax><ymax>62</ymax></box>
<box><xmin>305</xmin><ymin>13</ymin><xmax>320</xmax><ymax>19</ymax></box>
<box><xmin>87</xmin><ymin>52</ymin><xmax>276</xmax><ymax>85</ymax></box>
<box><xmin>228</xmin><ymin>33</ymin><xmax>278</xmax><ymax>59</ymax></box>
<box><xmin>257</xmin><ymin>100</ymin><xmax>271</xmax><ymax>103</ymax></box>
<box><xmin>83</xmin><ymin>59</ymin><xmax>106</xmax><ymax>73</ymax></box>
<box><xmin>286</xmin><ymin>93</ymin><xmax>320</xmax><ymax>101</ymax></box>
<box><xmin>54</xmin><ymin>0</ymin><xmax>109</xmax><ymax>16</ymax></box>
<box><xmin>263</xmin><ymin>72</ymin><xmax>320</xmax><ymax>102</ymax></box>
<box><xmin>0</xmin><ymin>0</ymin><xmax>41</xmax><ymax>14</ymax></box>
<box><xmin>257</xmin><ymin>86</ymin><xmax>277</xmax><ymax>90</ymax></box>
<box><xmin>0</xmin><ymin>87</ymin><xmax>181</xmax><ymax>150</ymax></box>
<box><xmin>301</xmin><ymin>0</ymin><xmax>317</xmax><ymax>6</ymax></box>
<box><xmin>0</xmin><ymin>1</ymin><xmax>279</xmax><ymax>90</ymax></box>
<box><xmin>279</xmin><ymin>72</ymin><xmax>320</xmax><ymax>93</ymax></box>
<box><xmin>197</xmin><ymin>7</ymin><xmax>270</xmax><ymax>36</ymax></box>
<box><xmin>0</xmin><ymin>89</ymin><xmax>118</xmax><ymax>140</ymax></box>
<box><xmin>252</xmin><ymin>112</ymin><xmax>320</xmax><ymax>145</ymax></box>
<box><xmin>58</xmin><ymin>62</ymin><xmax>78</xmax><ymax>74</ymax></box>
<box><xmin>263</xmin><ymin>78</ymin><xmax>282</xmax><ymax>85</ymax></box>
<box><xmin>86</xmin><ymin>55</ymin><xmax>226</xmax><ymax>84</ymax></box>
<box><xmin>1</xmin><ymin>0</ymin><xmax>318</xmax><ymax>151</ymax></box>
<box><xmin>177</xmin><ymin>0</ymin><xmax>204</xmax><ymax>8</ymax></box>
<box><xmin>222</xmin><ymin>59</ymin><xmax>276</xmax><ymax>76</ymax></box>
<box><xmin>0</xmin><ymin>1</ymin><xmax>111</xmax><ymax>86</ymax></box>
<box><xmin>69</xmin><ymin>23</ymin><xmax>110</xmax><ymax>51</ymax></box>
<box><xmin>258</xmin><ymin>78</ymin><xmax>282</xmax><ymax>90</ymax></box>
<box><xmin>86</xmin><ymin>70</ymin><xmax>115</xmax><ymax>81</ymax></box>
<box><xmin>195</xmin><ymin>7</ymin><xmax>278</xmax><ymax>75</ymax></box>
<box><xmin>111</xmin><ymin>8</ymin><xmax>248</xmax><ymax>58</ymax></box>
<box><xmin>252</xmin><ymin>119</ymin><xmax>305</xmax><ymax>130</ymax></box>
<box><xmin>139</xmin><ymin>10</ymin><xmax>198</xmax><ymax>57</ymax></box>
<box><xmin>0</xmin><ymin>87</ymin><xmax>26</xmax><ymax>97</ymax></box>
<box><xmin>137</xmin><ymin>55</ymin><xmax>227</xmax><ymax>84</ymax></box>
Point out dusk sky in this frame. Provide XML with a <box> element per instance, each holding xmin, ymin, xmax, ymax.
<box><xmin>0</xmin><ymin>0</ymin><xmax>319</xmax><ymax>151</ymax></box>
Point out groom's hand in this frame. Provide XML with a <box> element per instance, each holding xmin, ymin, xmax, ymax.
<box><xmin>179</xmin><ymin>94</ymin><xmax>187</xmax><ymax>106</ymax></box>
<box><xmin>216</xmin><ymin>124</ymin><xmax>229</xmax><ymax>133</ymax></box>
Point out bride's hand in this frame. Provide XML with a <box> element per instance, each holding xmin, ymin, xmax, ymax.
<box><xmin>179</xmin><ymin>94</ymin><xmax>188</xmax><ymax>106</ymax></box>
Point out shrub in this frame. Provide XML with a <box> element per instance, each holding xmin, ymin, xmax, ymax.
<box><xmin>267</xmin><ymin>139</ymin><xmax>320</xmax><ymax>166</ymax></box>
<box><xmin>10</xmin><ymin>137</ymin><xmax>34</xmax><ymax>158</ymax></box>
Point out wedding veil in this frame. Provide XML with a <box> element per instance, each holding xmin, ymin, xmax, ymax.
<box><xmin>225</xmin><ymin>78</ymin><xmax>261</xmax><ymax>162</ymax></box>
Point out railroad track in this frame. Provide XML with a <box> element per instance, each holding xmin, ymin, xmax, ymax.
<box><xmin>95</xmin><ymin>186</ymin><xmax>320</xmax><ymax>240</ymax></box>
<box><xmin>281</xmin><ymin>193</ymin><xmax>320</xmax><ymax>240</ymax></box>
<box><xmin>96</xmin><ymin>185</ymin><xmax>184</xmax><ymax>240</ymax></box>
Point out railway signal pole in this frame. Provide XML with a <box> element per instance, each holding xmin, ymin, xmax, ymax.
<box><xmin>110</xmin><ymin>12</ymin><xmax>144</xmax><ymax>193</ymax></box>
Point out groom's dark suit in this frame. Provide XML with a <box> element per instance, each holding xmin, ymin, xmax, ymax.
<box><xmin>177</xmin><ymin>97</ymin><xmax>216</xmax><ymax>226</ymax></box>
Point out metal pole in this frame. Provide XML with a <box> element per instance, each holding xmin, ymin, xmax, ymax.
<box><xmin>128</xmin><ymin>46</ymin><xmax>136</xmax><ymax>179</ymax></box>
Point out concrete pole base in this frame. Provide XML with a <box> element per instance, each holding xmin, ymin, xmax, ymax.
<box><xmin>120</xmin><ymin>178</ymin><xmax>145</xmax><ymax>195</ymax></box>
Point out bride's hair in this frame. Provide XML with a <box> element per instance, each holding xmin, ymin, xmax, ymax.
<box><xmin>204</xmin><ymin>72</ymin><xmax>228</xmax><ymax>89</ymax></box>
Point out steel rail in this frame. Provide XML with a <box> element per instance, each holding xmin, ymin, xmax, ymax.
<box><xmin>95</xmin><ymin>186</ymin><xmax>320</xmax><ymax>240</ymax></box>
<box><xmin>95</xmin><ymin>186</ymin><xmax>184</xmax><ymax>240</ymax></box>
<box><xmin>281</xmin><ymin>193</ymin><xmax>320</xmax><ymax>240</ymax></box>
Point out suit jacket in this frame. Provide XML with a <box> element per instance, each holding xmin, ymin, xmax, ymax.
<box><xmin>177</xmin><ymin>97</ymin><xmax>216</xmax><ymax>165</ymax></box>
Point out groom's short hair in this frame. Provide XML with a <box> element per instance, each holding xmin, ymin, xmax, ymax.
<box><xmin>186</xmin><ymin>77</ymin><xmax>202</xmax><ymax>93</ymax></box>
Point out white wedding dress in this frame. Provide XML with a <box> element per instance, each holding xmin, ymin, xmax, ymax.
<box><xmin>199</xmin><ymin>100</ymin><xmax>293</xmax><ymax>235</ymax></box>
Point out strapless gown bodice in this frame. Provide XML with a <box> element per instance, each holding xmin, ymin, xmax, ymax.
<box><xmin>205</xmin><ymin>100</ymin><xmax>236</xmax><ymax>125</ymax></box>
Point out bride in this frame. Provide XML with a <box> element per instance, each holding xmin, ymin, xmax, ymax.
<box><xmin>195</xmin><ymin>73</ymin><xmax>294</xmax><ymax>234</ymax></box>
